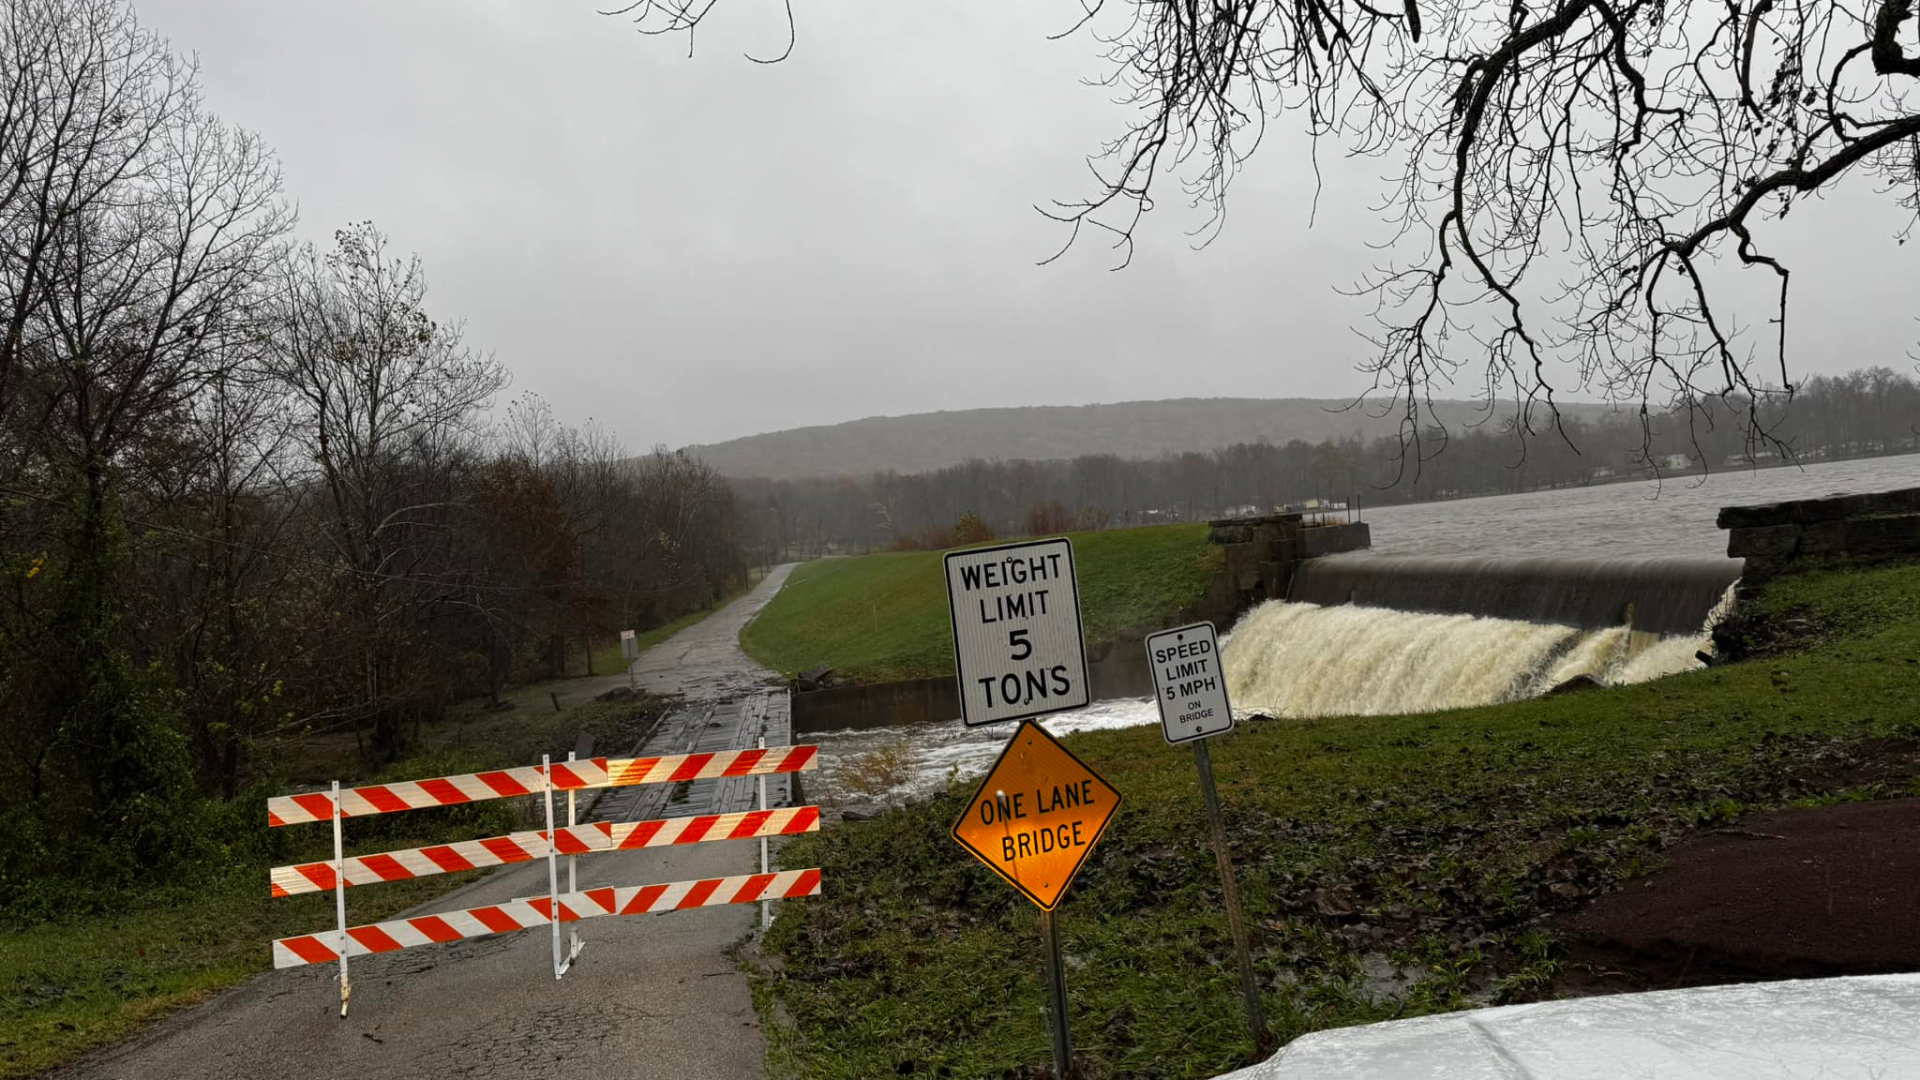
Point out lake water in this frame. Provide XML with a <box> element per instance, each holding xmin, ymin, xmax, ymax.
<box><xmin>1360</xmin><ymin>453</ymin><xmax>1919</xmax><ymax>560</ymax></box>
<box><xmin>810</xmin><ymin>453</ymin><xmax>1920</xmax><ymax>802</ymax></box>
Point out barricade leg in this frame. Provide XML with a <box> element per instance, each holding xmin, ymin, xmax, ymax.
<box><xmin>758</xmin><ymin>737</ymin><xmax>772</xmax><ymax>931</ymax></box>
<box><xmin>544</xmin><ymin>754</ymin><xmax>566</xmax><ymax>980</ymax></box>
<box><xmin>566</xmin><ymin>750</ymin><xmax>583</xmax><ymax>963</ymax></box>
<box><xmin>332</xmin><ymin>780</ymin><xmax>351</xmax><ymax>1018</ymax></box>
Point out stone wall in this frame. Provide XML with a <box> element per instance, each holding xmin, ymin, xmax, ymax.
<box><xmin>1718</xmin><ymin>486</ymin><xmax>1920</xmax><ymax>583</ymax></box>
<box><xmin>790</xmin><ymin>676</ymin><xmax>957</xmax><ymax>733</ymax></box>
<box><xmin>1208</xmin><ymin>513</ymin><xmax>1374</xmax><ymax>610</ymax></box>
<box><xmin>790</xmin><ymin>646</ymin><xmax>1164</xmax><ymax>734</ymax></box>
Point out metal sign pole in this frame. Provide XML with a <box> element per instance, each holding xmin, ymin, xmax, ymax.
<box><xmin>331</xmin><ymin>780</ymin><xmax>351</xmax><ymax>1018</ymax></box>
<box><xmin>544</xmin><ymin>754</ymin><xmax>565</xmax><ymax>980</ymax></box>
<box><xmin>1041</xmin><ymin>908</ymin><xmax>1075</xmax><ymax>1079</ymax></box>
<box><xmin>1192</xmin><ymin>741</ymin><xmax>1272</xmax><ymax>1053</ymax></box>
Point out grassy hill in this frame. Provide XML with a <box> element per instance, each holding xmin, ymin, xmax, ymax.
<box><xmin>740</xmin><ymin>524</ymin><xmax>1219</xmax><ymax>683</ymax></box>
<box><xmin>755</xmin><ymin>560</ymin><xmax>1920</xmax><ymax>1078</ymax></box>
<box><xmin>688</xmin><ymin>397</ymin><xmax>1617</xmax><ymax>481</ymax></box>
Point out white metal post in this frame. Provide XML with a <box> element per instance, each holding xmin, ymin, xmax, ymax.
<box><xmin>544</xmin><ymin>754</ymin><xmax>565</xmax><ymax>980</ymax></box>
<box><xmin>758</xmin><ymin>736</ymin><xmax>771</xmax><ymax>930</ymax></box>
<box><xmin>331</xmin><ymin>780</ymin><xmax>351</xmax><ymax>1018</ymax></box>
<box><xmin>566</xmin><ymin>750</ymin><xmax>583</xmax><ymax>963</ymax></box>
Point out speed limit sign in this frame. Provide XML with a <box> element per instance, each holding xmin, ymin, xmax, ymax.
<box><xmin>944</xmin><ymin>538</ymin><xmax>1090</xmax><ymax>727</ymax></box>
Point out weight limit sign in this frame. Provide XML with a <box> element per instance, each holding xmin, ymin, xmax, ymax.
<box><xmin>944</xmin><ymin>538</ymin><xmax>1090</xmax><ymax>727</ymax></box>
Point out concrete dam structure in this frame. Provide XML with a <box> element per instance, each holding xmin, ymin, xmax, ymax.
<box><xmin>1288</xmin><ymin>554</ymin><xmax>1743</xmax><ymax>636</ymax></box>
<box><xmin>1216</xmin><ymin>484</ymin><xmax>1919</xmax><ymax>720</ymax></box>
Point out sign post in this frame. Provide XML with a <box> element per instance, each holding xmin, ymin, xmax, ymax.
<box><xmin>1041</xmin><ymin>907</ymin><xmax>1072</xmax><ymax>1076</ymax></box>
<box><xmin>1145</xmin><ymin>621</ymin><xmax>1272</xmax><ymax>1054</ymax></box>
<box><xmin>945</xmin><ymin>537</ymin><xmax>1106</xmax><ymax>1078</ymax></box>
<box><xmin>621</xmin><ymin>629</ymin><xmax>637</xmax><ymax>687</ymax></box>
<box><xmin>951</xmin><ymin>720</ymin><xmax>1121</xmax><ymax>1080</ymax></box>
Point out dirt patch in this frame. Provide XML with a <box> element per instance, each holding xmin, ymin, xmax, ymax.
<box><xmin>1557</xmin><ymin>797</ymin><xmax>1920</xmax><ymax>993</ymax></box>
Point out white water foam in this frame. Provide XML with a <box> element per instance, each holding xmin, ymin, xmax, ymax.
<box><xmin>1222</xmin><ymin>592</ymin><xmax>1725</xmax><ymax>718</ymax></box>
<box><xmin>808</xmin><ymin>696</ymin><xmax>1162</xmax><ymax>804</ymax></box>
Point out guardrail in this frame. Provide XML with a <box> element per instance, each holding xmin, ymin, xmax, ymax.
<box><xmin>268</xmin><ymin>744</ymin><xmax>821</xmax><ymax>1016</ymax></box>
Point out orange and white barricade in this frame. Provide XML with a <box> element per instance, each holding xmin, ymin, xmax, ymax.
<box><xmin>268</xmin><ymin>744</ymin><xmax>820</xmax><ymax>1016</ymax></box>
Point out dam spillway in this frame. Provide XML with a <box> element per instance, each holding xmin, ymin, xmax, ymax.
<box><xmin>1287</xmin><ymin>554</ymin><xmax>1743</xmax><ymax>636</ymax></box>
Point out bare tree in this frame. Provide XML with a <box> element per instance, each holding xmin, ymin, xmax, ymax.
<box><xmin>271</xmin><ymin>222</ymin><xmax>507</xmax><ymax>760</ymax></box>
<box><xmin>608</xmin><ymin>0</ymin><xmax>1920</xmax><ymax>465</ymax></box>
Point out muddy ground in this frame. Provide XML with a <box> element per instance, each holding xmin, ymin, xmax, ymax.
<box><xmin>1557</xmin><ymin>795</ymin><xmax>1920</xmax><ymax>992</ymax></box>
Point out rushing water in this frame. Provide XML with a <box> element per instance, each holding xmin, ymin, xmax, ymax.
<box><xmin>809</xmin><ymin>454</ymin><xmax>1918</xmax><ymax>802</ymax></box>
<box><xmin>1222</xmin><ymin>595</ymin><xmax>1724</xmax><ymax>718</ymax></box>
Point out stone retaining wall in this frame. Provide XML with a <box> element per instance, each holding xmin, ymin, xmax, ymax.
<box><xmin>1718</xmin><ymin>485</ymin><xmax>1920</xmax><ymax>582</ymax></box>
<box><xmin>1209</xmin><ymin>512</ymin><xmax>1373</xmax><ymax>608</ymax></box>
<box><xmin>789</xmin><ymin>645</ymin><xmax>1163</xmax><ymax>734</ymax></box>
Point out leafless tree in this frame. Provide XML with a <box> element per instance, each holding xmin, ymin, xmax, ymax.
<box><xmin>607</xmin><ymin>0</ymin><xmax>1920</xmax><ymax>465</ymax></box>
<box><xmin>271</xmin><ymin>222</ymin><xmax>508</xmax><ymax>759</ymax></box>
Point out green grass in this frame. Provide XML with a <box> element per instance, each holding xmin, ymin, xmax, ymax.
<box><xmin>0</xmin><ymin>695</ymin><xmax>666</xmax><ymax>1079</ymax></box>
<box><xmin>755</xmin><ymin>562</ymin><xmax>1920</xmax><ymax>1079</ymax></box>
<box><xmin>741</xmin><ymin>524</ymin><xmax>1218</xmax><ymax>682</ymax></box>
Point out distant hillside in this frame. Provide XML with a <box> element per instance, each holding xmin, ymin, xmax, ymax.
<box><xmin>688</xmin><ymin>397</ymin><xmax>1616</xmax><ymax>481</ymax></box>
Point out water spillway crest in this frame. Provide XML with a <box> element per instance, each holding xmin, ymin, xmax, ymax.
<box><xmin>1289</xmin><ymin>554</ymin><xmax>1743</xmax><ymax>636</ymax></box>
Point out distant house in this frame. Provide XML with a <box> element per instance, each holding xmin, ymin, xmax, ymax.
<box><xmin>1663</xmin><ymin>453</ymin><xmax>1692</xmax><ymax>470</ymax></box>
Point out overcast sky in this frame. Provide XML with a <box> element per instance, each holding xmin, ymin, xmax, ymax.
<box><xmin>140</xmin><ymin>0</ymin><xmax>1918</xmax><ymax>452</ymax></box>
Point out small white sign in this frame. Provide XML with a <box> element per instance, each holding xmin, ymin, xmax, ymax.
<box><xmin>945</xmin><ymin>538</ymin><xmax>1089</xmax><ymax>727</ymax></box>
<box><xmin>1146</xmin><ymin>621</ymin><xmax>1234</xmax><ymax>745</ymax></box>
<box><xmin>620</xmin><ymin>629</ymin><xmax>636</xmax><ymax>641</ymax></box>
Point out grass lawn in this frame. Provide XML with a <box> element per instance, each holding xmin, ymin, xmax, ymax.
<box><xmin>0</xmin><ymin>694</ymin><xmax>665</xmax><ymax>1079</ymax></box>
<box><xmin>741</xmin><ymin>524</ymin><xmax>1219</xmax><ymax>683</ymax></box>
<box><xmin>754</xmin><ymin>562</ymin><xmax>1920</xmax><ymax>1080</ymax></box>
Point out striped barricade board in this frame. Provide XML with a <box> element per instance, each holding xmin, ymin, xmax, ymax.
<box><xmin>272</xmin><ymin>869</ymin><xmax>823</xmax><ymax>968</ymax></box>
<box><xmin>267</xmin><ymin>745</ymin><xmax>819</xmax><ymax>826</ymax></box>
<box><xmin>270</xmin><ymin>807</ymin><xmax>822</xmax><ymax>896</ymax></box>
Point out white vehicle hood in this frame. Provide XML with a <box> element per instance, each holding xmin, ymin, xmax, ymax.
<box><xmin>1223</xmin><ymin>974</ymin><xmax>1920</xmax><ymax>1079</ymax></box>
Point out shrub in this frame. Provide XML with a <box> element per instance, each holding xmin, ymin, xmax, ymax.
<box><xmin>953</xmin><ymin>512</ymin><xmax>995</xmax><ymax>544</ymax></box>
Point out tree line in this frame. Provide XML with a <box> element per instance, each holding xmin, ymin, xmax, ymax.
<box><xmin>0</xmin><ymin>0</ymin><xmax>744</xmax><ymax>904</ymax></box>
<box><xmin>734</xmin><ymin>369</ymin><xmax>1920</xmax><ymax>555</ymax></box>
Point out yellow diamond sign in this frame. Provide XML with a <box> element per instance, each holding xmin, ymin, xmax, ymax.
<box><xmin>951</xmin><ymin>719</ymin><xmax>1122</xmax><ymax>910</ymax></box>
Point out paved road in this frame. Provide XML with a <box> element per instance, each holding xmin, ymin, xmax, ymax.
<box><xmin>61</xmin><ymin>566</ymin><xmax>799</xmax><ymax>1080</ymax></box>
